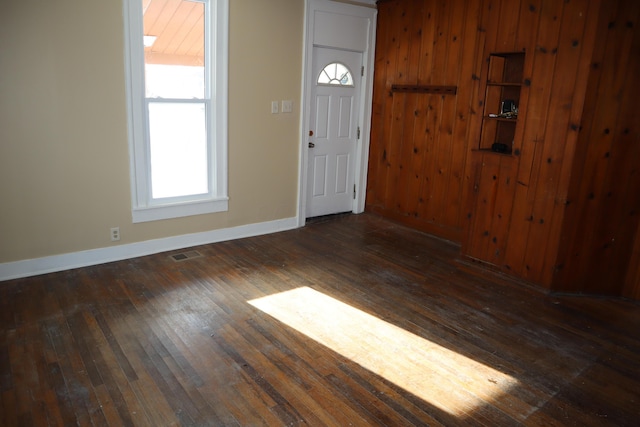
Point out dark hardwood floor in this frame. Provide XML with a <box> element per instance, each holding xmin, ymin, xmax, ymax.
<box><xmin>1</xmin><ymin>213</ymin><xmax>639</xmax><ymax>426</ymax></box>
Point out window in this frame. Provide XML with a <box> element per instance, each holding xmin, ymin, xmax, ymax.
<box><xmin>317</xmin><ymin>62</ymin><xmax>354</xmax><ymax>86</ymax></box>
<box><xmin>123</xmin><ymin>0</ymin><xmax>228</xmax><ymax>223</ymax></box>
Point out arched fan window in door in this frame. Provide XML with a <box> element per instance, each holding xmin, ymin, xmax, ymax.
<box><xmin>317</xmin><ymin>62</ymin><xmax>354</xmax><ymax>86</ymax></box>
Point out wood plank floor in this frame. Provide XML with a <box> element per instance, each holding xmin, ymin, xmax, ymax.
<box><xmin>1</xmin><ymin>213</ymin><xmax>639</xmax><ymax>426</ymax></box>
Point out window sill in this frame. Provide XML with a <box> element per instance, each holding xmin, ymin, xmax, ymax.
<box><xmin>132</xmin><ymin>197</ymin><xmax>229</xmax><ymax>223</ymax></box>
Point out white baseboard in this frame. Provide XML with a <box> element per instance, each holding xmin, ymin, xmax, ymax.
<box><xmin>0</xmin><ymin>217</ymin><xmax>299</xmax><ymax>282</ymax></box>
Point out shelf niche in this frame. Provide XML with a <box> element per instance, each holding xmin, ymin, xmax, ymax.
<box><xmin>479</xmin><ymin>52</ymin><xmax>525</xmax><ymax>155</ymax></box>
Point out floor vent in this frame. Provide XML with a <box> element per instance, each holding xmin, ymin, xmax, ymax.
<box><xmin>170</xmin><ymin>250</ymin><xmax>203</xmax><ymax>262</ymax></box>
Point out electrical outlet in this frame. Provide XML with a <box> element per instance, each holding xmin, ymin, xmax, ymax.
<box><xmin>282</xmin><ymin>100</ymin><xmax>293</xmax><ymax>113</ymax></box>
<box><xmin>110</xmin><ymin>227</ymin><xmax>120</xmax><ymax>242</ymax></box>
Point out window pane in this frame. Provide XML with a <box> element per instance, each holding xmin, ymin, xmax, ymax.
<box><xmin>148</xmin><ymin>102</ymin><xmax>209</xmax><ymax>199</ymax></box>
<box><xmin>145</xmin><ymin>64</ymin><xmax>204</xmax><ymax>98</ymax></box>
<box><xmin>317</xmin><ymin>62</ymin><xmax>354</xmax><ymax>86</ymax></box>
<box><xmin>143</xmin><ymin>0</ymin><xmax>205</xmax><ymax>98</ymax></box>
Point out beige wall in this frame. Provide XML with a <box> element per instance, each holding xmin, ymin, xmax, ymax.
<box><xmin>0</xmin><ymin>0</ymin><xmax>304</xmax><ymax>263</ymax></box>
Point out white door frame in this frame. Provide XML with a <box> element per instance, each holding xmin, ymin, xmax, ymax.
<box><xmin>297</xmin><ymin>0</ymin><xmax>377</xmax><ymax>226</ymax></box>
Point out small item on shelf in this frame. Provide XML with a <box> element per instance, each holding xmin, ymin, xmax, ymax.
<box><xmin>491</xmin><ymin>142</ymin><xmax>510</xmax><ymax>154</ymax></box>
<box><xmin>499</xmin><ymin>99</ymin><xmax>518</xmax><ymax>118</ymax></box>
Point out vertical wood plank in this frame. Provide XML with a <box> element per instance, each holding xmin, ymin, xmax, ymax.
<box><xmin>495</xmin><ymin>0</ymin><xmax>522</xmax><ymax>52</ymax></box>
<box><xmin>432</xmin><ymin>0</ymin><xmax>462</xmax><ymax>228</ymax></box>
<box><xmin>503</xmin><ymin>0</ymin><xmax>566</xmax><ymax>278</ymax></box>
<box><xmin>466</xmin><ymin>153</ymin><xmax>502</xmax><ymax>261</ymax></box>
<box><xmin>452</xmin><ymin>0</ymin><xmax>485</xmax><ymax>229</ymax></box>
<box><xmin>624</xmin><ymin>221</ymin><xmax>640</xmax><ymax>300</ymax></box>
<box><xmin>515</xmin><ymin>0</ymin><xmax>543</xmax><ymax>52</ymax></box>
<box><xmin>486</xmin><ymin>155</ymin><xmax>516</xmax><ymax>266</ymax></box>
<box><xmin>396</xmin><ymin>1</ymin><xmax>429</xmax><ymax>218</ymax></box>
<box><xmin>368</xmin><ymin>1</ymin><xmax>402</xmax><ymax>211</ymax></box>
<box><xmin>522</xmin><ymin>0</ymin><xmax>594</xmax><ymax>284</ymax></box>
<box><xmin>612</xmin><ymin>3</ymin><xmax>640</xmax><ymax>297</ymax></box>
<box><xmin>417</xmin><ymin>0</ymin><xmax>439</xmax><ymax>84</ymax></box>
<box><xmin>543</xmin><ymin>0</ymin><xmax>603</xmax><ymax>286</ymax></box>
<box><xmin>366</xmin><ymin>0</ymin><xmax>393</xmax><ymax>209</ymax></box>
<box><xmin>554</xmin><ymin>0</ymin><xmax>619</xmax><ymax>286</ymax></box>
<box><xmin>551</xmin><ymin>0</ymin><xmax>615</xmax><ymax>291</ymax></box>
<box><xmin>404</xmin><ymin>93</ymin><xmax>429</xmax><ymax>218</ymax></box>
<box><xmin>481</xmin><ymin>0</ymin><xmax>502</xmax><ymax>54</ymax></box>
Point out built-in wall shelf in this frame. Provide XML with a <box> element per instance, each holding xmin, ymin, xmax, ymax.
<box><xmin>478</xmin><ymin>52</ymin><xmax>525</xmax><ymax>155</ymax></box>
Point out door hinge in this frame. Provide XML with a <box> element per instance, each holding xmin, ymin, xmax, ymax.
<box><xmin>361</xmin><ymin>66</ymin><xmax>364</xmax><ymax>77</ymax></box>
<box><xmin>353</xmin><ymin>184</ymin><xmax>356</xmax><ymax>200</ymax></box>
<box><xmin>357</xmin><ymin>126</ymin><xmax>361</xmax><ymax>140</ymax></box>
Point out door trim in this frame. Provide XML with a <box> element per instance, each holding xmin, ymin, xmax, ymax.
<box><xmin>297</xmin><ymin>0</ymin><xmax>377</xmax><ymax>226</ymax></box>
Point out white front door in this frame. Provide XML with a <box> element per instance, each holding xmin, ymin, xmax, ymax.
<box><xmin>306</xmin><ymin>47</ymin><xmax>362</xmax><ymax>218</ymax></box>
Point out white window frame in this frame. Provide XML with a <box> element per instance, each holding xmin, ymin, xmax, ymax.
<box><xmin>123</xmin><ymin>0</ymin><xmax>229</xmax><ymax>223</ymax></box>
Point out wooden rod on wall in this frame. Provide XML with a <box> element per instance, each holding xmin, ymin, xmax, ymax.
<box><xmin>391</xmin><ymin>85</ymin><xmax>458</xmax><ymax>95</ymax></box>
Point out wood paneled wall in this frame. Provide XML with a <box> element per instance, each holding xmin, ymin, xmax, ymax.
<box><xmin>467</xmin><ymin>0</ymin><xmax>603</xmax><ymax>287</ymax></box>
<box><xmin>554</xmin><ymin>0</ymin><xmax>640</xmax><ymax>297</ymax></box>
<box><xmin>624</xmin><ymin>224</ymin><xmax>640</xmax><ymax>300</ymax></box>
<box><xmin>367</xmin><ymin>0</ymin><xmax>640</xmax><ymax>300</ymax></box>
<box><xmin>366</xmin><ymin>0</ymin><xmax>485</xmax><ymax>242</ymax></box>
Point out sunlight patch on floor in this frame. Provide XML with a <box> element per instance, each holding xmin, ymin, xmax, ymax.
<box><xmin>248</xmin><ymin>286</ymin><xmax>519</xmax><ymax>417</ymax></box>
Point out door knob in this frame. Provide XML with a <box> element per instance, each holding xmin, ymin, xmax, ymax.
<box><xmin>308</xmin><ymin>142</ymin><xmax>315</xmax><ymax>148</ymax></box>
